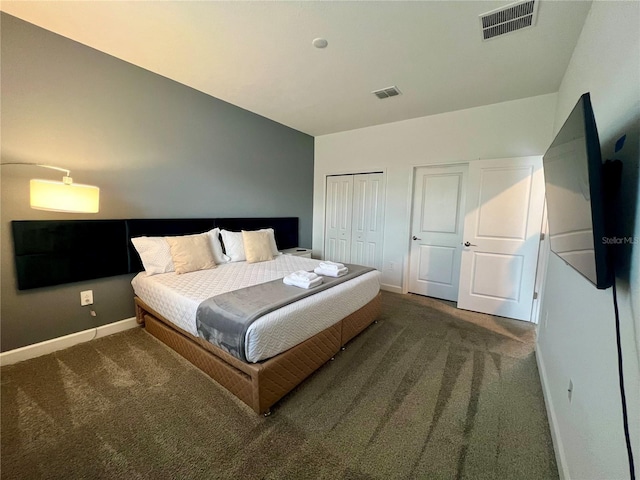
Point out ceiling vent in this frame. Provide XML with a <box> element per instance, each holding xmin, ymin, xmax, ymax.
<box><xmin>480</xmin><ymin>0</ymin><xmax>539</xmax><ymax>41</ymax></box>
<box><xmin>372</xmin><ymin>86</ymin><xmax>402</xmax><ymax>99</ymax></box>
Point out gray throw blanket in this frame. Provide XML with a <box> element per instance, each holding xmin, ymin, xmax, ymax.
<box><xmin>196</xmin><ymin>264</ymin><xmax>374</xmax><ymax>362</ymax></box>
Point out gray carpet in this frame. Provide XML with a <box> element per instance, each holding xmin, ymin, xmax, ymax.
<box><xmin>1</xmin><ymin>292</ymin><xmax>558</xmax><ymax>479</ymax></box>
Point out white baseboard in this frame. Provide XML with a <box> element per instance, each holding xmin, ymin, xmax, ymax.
<box><xmin>0</xmin><ymin>317</ymin><xmax>139</xmax><ymax>367</ymax></box>
<box><xmin>536</xmin><ymin>346</ymin><xmax>570</xmax><ymax>480</ymax></box>
<box><xmin>380</xmin><ymin>283</ymin><xmax>403</xmax><ymax>294</ymax></box>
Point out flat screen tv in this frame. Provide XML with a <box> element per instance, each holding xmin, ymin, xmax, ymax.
<box><xmin>542</xmin><ymin>92</ymin><xmax>613</xmax><ymax>289</ymax></box>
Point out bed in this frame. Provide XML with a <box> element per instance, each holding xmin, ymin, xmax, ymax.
<box><xmin>10</xmin><ymin>216</ymin><xmax>381</xmax><ymax>415</ymax></box>
<box><xmin>132</xmin><ymin>254</ymin><xmax>381</xmax><ymax>415</ymax></box>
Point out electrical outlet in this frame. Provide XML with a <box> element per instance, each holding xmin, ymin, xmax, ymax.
<box><xmin>80</xmin><ymin>290</ymin><xmax>93</xmax><ymax>306</ymax></box>
<box><xmin>388</xmin><ymin>261</ymin><xmax>396</xmax><ymax>272</ymax></box>
<box><xmin>568</xmin><ymin>379</ymin><xmax>573</xmax><ymax>403</ymax></box>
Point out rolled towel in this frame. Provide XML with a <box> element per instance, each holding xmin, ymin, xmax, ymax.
<box><xmin>314</xmin><ymin>266</ymin><xmax>348</xmax><ymax>278</ymax></box>
<box><xmin>283</xmin><ymin>275</ymin><xmax>323</xmax><ymax>289</ymax></box>
<box><xmin>288</xmin><ymin>270</ymin><xmax>319</xmax><ymax>282</ymax></box>
<box><xmin>318</xmin><ymin>261</ymin><xmax>345</xmax><ymax>271</ymax></box>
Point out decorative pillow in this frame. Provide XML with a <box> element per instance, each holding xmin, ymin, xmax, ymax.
<box><xmin>206</xmin><ymin>228</ymin><xmax>230</xmax><ymax>264</ymax></box>
<box><xmin>220</xmin><ymin>230</ymin><xmax>246</xmax><ymax>262</ymax></box>
<box><xmin>261</xmin><ymin>228</ymin><xmax>280</xmax><ymax>256</ymax></box>
<box><xmin>166</xmin><ymin>234</ymin><xmax>217</xmax><ymax>274</ymax></box>
<box><xmin>131</xmin><ymin>236</ymin><xmax>174</xmax><ymax>275</ymax></box>
<box><xmin>242</xmin><ymin>230</ymin><xmax>274</xmax><ymax>264</ymax></box>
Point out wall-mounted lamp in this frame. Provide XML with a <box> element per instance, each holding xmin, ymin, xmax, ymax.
<box><xmin>1</xmin><ymin>163</ymin><xmax>100</xmax><ymax>213</ymax></box>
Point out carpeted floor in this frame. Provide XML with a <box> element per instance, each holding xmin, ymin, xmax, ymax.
<box><xmin>0</xmin><ymin>292</ymin><xmax>558</xmax><ymax>479</ymax></box>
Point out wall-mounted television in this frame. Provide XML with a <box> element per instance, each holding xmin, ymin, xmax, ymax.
<box><xmin>542</xmin><ymin>92</ymin><xmax>613</xmax><ymax>289</ymax></box>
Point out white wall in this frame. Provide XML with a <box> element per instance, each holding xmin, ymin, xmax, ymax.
<box><xmin>314</xmin><ymin>93</ymin><xmax>557</xmax><ymax>291</ymax></box>
<box><xmin>536</xmin><ymin>2</ymin><xmax>640</xmax><ymax>479</ymax></box>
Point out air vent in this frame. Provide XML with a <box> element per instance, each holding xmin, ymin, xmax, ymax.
<box><xmin>372</xmin><ymin>86</ymin><xmax>402</xmax><ymax>99</ymax></box>
<box><xmin>480</xmin><ymin>0</ymin><xmax>539</xmax><ymax>41</ymax></box>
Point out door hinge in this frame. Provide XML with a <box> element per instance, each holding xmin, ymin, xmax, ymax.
<box><xmin>533</xmin><ymin>292</ymin><xmax>538</xmax><ymax>300</ymax></box>
<box><xmin>540</xmin><ymin>232</ymin><xmax>545</xmax><ymax>241</ymax></box>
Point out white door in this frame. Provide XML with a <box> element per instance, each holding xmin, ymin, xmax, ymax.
<box><xmin>324</xmin><ymin>175</ymin><xmax>353</xmax><ymax>263</ymax></box>
<box><xmin>351</xmin><ymin>173</ymin><xmax>385</xmax><ymax>270</ymax></box>
<box><xmin>457</xmin><ymin>157</ymin><xmax>545</xmax><ymax>321</ymax></box>
<box><xmin>409</xmin><ymin>165</ymin><xmax>468</xmax><ymax>301</ymax></box>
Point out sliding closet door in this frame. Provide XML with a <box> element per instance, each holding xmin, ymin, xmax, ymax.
<box><xmin>351</xmin><ymin>173</ymin><xmax>385</xmax><ymax>269</ymax></box>
<box><xmin>324</xmin><ymin>175</ymin><xmax>354</xmax><ymax>263</ymax></box>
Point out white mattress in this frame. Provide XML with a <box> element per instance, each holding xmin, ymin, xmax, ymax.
<box><xmin>131</xmin><ymin>255</ymin><xmax>380</xmax><ymax>362</ymax></box>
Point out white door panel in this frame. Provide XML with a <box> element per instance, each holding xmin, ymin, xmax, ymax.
<box><xmin>409</xmin><ymin>165</ymin><xmax>468</xmax><ymax>301</ymax></box>
<box><xmin>475</xmin><ymin>166</ymin><xmax>532</xmax><ymax>239</ymax></box>
<box><xmin>469</xmin><ymin>252</ymin><xmax>524</xmax><ymax>300</ymax></box>
<box><xmin>351</xmin><ymin>173</ymin><xmax>385</xmax><ymax>269</ymax></box>
<box><xmin>417</xmin><ymin>245</ymin><xmax>456</xmax><ymax>285</ymax></box>
<box><xmin>324</xmin><ymin>176</ymin><xmax>353</xmax><ymax>264</ymax></box>
<box><xmin>422</xmin><ymin>174</ymin><xmax>463</xmax><ymax>233</ymax></box>
<box><xmin>458</xmin><ymin>157</ymin><xmax>545</xmax><ymax>321</ymax></box>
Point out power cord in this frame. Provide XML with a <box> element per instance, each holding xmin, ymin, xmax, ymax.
<box><xmin>604</xmin><ymin>155</ymin><xmax>635</xmax><ymax>479</ymax></box>
<box><xmin>87</xmin><ymin>309</ymin><xmax>99</xmax><ymax>341</ymax></box>
<box><xmin>612</xmin><ymin>276</ymin><xmax>636</xmax><ymax>480</ymax></box>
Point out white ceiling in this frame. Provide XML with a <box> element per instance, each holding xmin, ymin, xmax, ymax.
<box><xmin>1</xmin><ymin>1</ymin><xmax>592</xmax><ymax>136</ymax></box>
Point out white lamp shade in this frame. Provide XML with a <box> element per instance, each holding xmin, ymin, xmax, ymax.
<box><xmin>30</xmin><ymin>179</ymin><xmax>100</xmax><ymax>213</ymax></box>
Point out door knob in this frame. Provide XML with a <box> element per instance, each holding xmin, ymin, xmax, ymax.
<box><xmin>412</xmin><ymin>236</ymin><xmax>422</xmax><ymax>241</ymax></box>
<box><xmin>464</xmin><ymin>241</ymin><xmax>477</xmax><ymax>247</ymax></box>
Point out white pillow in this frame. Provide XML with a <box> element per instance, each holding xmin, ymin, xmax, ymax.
<box><xmin>220</xmin><ymin>230</ymin><xmax>246</xmax><ymax>262</ymax></box>
<box><xmin>206</xmin><ymin>228</ymin><xmax>230</xmax><ymax>264</ymax></box>
<box><xmin>131</xmin><ymin>236</ymin><xmax>174</xmax><ymax>275</ymax></box>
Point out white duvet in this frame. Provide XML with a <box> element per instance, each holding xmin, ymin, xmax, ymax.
<box><xmin>131</xmin><ymin>255</ymin><xmax>380</xmax><ymax>362</ymax></box>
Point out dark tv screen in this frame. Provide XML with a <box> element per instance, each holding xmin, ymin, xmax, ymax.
<box><xmin>542</xmin><ymin>92</ymin><xmax>612</xmax><ymax>289</ymax></box>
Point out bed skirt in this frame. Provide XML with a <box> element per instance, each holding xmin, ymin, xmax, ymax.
<box><xmin>134</xmin><ymin>293</ymin><xmax>382</xmax><ymax>415</ymax></box>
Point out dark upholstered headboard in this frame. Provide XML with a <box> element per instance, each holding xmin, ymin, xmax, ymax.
<box><xmin>11</xmin><ymin>217</ymin><xmax>299</xmax><ymax>290</ymax></box>
<box><xmin>11</xmin><ymin>220</ymin><xmax>129</xmax><ymax>291</ymax></box>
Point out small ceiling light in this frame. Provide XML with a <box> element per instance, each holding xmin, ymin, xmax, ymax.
<box><xmin>312</xmin><ymin>38</ymin><xmax>328</xmax><ymax>49</ymax></box>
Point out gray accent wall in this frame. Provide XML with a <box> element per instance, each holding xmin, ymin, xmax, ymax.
<box><xmin>0</xmin><ymin>14</ymin><xmax>314</xmax><ymax>352</ymax></box>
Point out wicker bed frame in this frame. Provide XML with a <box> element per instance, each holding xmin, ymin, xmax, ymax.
<box><xmin>134</xmin><ymin>293</ymin><xmax>381</xmax><ymax>415</ymax></box>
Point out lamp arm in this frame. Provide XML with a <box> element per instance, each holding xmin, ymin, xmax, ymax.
<box><xmin>0</xmin><ymin>162</ymin><xmax>71</xmax><ymax>178</ymax></box>
<box><xmin>36</xmin><ymin>164</ymin><xmax>72</xmax><ymax>178</ymax></box>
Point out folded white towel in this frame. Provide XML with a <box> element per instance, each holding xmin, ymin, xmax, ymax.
<box><xmin>314</xmin><ymin>266</ymin><xmax>348</xmax><ymax>278</ymax></box>
<box><xmin>318</xmin><ymin>261</ymin><xmax>345</xmax><ymax>271</ymax></box>
<box><xmin>283</xmin><ymin>276</ymin><xmax>323</xmax><ymax>289</ymax></box>
<box><xmin>288</xmin><ymin>270</ymin><xmax>319</xmax><ymax>282</ymax></box>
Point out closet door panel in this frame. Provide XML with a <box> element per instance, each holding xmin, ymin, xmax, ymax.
<box><xmin>351</xmin><ymin>173</ymin><xmax>385</xmax><ymax>270</ymax></box>
<box><xmin>324</xmin><ymin>175</ymin><xmax>353</xmax><ymax>263</ymax></box>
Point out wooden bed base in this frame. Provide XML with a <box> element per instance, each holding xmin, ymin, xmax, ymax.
<box><xmin>134</xmin><ymin>293</ymin><xmax>381</xmax><ymax>415</ymax></box>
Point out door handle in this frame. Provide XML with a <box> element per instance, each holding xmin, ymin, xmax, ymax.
<box><xmin>412</xmin><ymin>236</ymin><xmax>422</xmax><ymax>241</ymax></box>
<box><xmin>463</xmin><ymin>241</ymin><xmax>477</xmax><ymax>247</ymax></box>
